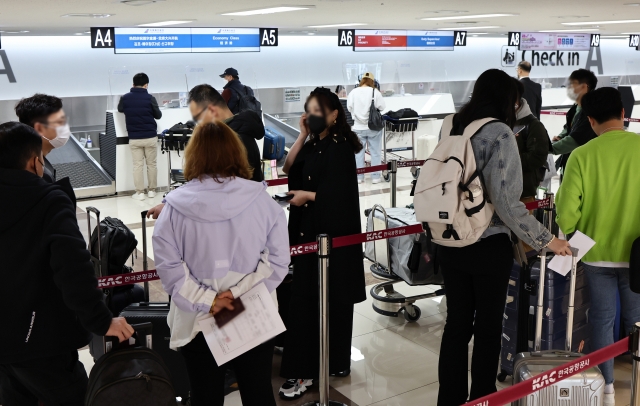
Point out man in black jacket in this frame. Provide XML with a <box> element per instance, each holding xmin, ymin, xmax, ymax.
<box><xmin>118</xmin><ymin>72</ymin><xmax>163</xmax><ymax>201</ymax></box>
<box><xmin>146</xmin><ymin>84</ymin><xmax>265</xmax><ymax>219</ymax></box>
<box><xmin>220</xmin><ymin>67</ymin><xmax>247</xmax><ymax>114</ymax></box>
<box><xmin>516</xmin><ymin>61</ymin><xmax>542</xmax><ymax>119</ymax></box>
<box><xmin>14</xmin><ymin>93</ymin><xmax>72</xmax><ymax>183</ymax></box>
<box><xmin>0</xmin><ymin>122</ymin><xmax>134</xmax><ymax>405</ymax></box>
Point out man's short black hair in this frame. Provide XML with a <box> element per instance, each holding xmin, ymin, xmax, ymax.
<box><xmin>518</xmin><ymin>61</ymin><xmax>532</xmax><ymax>73</ymax></box>
<box><xmin>0</xmin><ymin>122</ymin><xmax>43</xmax><ymax>170</ymax></box>
<box><xmin>582</xmin><ymin>87</ymin><xmax>624</xmax><ymax>125</ymax></box>
<box><xmin>188</xmin><ymin>84</ymin><xmax>227</xmax><ymax>108</ymax></box>
<box><xmin>569</xmin><ymin>69</ymin><xmax>598</xmax><ymax>92</ymax></box>
<box><xmin>133</xmin><ymin>73</ymin><xmax>150</xmax><ymax>87</ymax></box>
<box><xmin>14</xmin><ymin>94</ymin><xmax>63</xmax><ymax>127</ymax></box>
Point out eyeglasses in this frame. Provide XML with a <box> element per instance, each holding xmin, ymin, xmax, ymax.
<box><xmin>192</xmin><ymin>105</ymin><xmax>210</xmax><ymax>122</ymax></box>
<box><xmin>41</xmin><ymin>117</ymin><xmax>68</xmax><ymax>127</ymax></box>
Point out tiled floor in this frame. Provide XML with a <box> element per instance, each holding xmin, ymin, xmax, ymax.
<box><xmin>73</xmin><ymin>169</ymin><xmax>634</xmax><ymax>406</ymax></box>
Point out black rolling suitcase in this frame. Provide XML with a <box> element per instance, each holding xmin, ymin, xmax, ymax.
<box><xmin>119</xmin><ymin>210</ymin><xmax>191</xmax><ymax>404</ymax></box>
<box><xmin>85</xmin><ymin>322</ymin><xmax>176</xmax><ymax>406</ymax></box>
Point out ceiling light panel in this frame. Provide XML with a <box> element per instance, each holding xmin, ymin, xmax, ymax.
<box><xmin>307</xmin><ymin>23</ymin><xmax>368</xmax><ymax>28</ymax></box>
<box><xmin>62</xmin><ymin>13</ymin><xmax>112</xmax><ymax>18</ymax></box>
<box><xmin>138</xmin><ymin>20</ymin><xmax>193</xmax><ymax>26</ymax></box>
<box><xmin>222</xmin><ymin>6</ymin><xmax>313</xmax><ymax>16</ymax></box>
<box><xmin>120</xmin><ymin>0</ymin><xmax>165</xmax><ymax>5</ymax></box>
<box><xmin>538</xmin><ymin>28</ymin><xmax>600</xmax><ymax>32</ymax></box>
<box><xmin>422</xmin><ymin>13</ymin><xmax>517</xmax><ymax>21</ymax></box>
<box><xmin>437</xmin><ymin>26</ymin><xmax>500</xmax><ymax>30</ymax></box>
<box><xmin>562</xmin><ymin>19</ymin><xmax>640</xmax><ymax>25</ymax></box>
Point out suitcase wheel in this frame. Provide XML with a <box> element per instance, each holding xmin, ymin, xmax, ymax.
<box><xmin>383</xmin><ymin>171</ymin><xmax>391</xmax><ymax>182</ymax></box>
<box><xmin>497</xmin><ymin>371</ymin><xmax>509</xmax><ymax>382</ymax></box>
<box><xmin>411</xmin><ymin>167</ymin><xmax>420</xmax><ymax>180</ymax></box>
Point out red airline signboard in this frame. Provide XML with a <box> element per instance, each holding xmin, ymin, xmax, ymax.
<box><xmin>354</xmin><ymin>30</ymin><xmax>407</xmax><ymax>51</ymax></box>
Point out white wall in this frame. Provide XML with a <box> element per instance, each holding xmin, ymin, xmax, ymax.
<box><xmin>0</xmin><ymin>35</ymin><xmax>638</xmax><ymax>100</ymax></box>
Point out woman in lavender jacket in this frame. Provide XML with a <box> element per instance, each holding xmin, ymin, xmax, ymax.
<box><xmin>152</xmin><ymin>122</ymin><xmax>290</xmax><ymax>406</ymax></box>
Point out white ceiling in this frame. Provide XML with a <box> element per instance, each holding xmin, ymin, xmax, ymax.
<box><xmin>1</xmin><ymin>0</ymin><xmax>640</xmax><ymax>37</ymax></box>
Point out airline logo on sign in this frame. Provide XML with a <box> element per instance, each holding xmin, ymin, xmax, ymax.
<box><xmin>260</xmin><ymin>28</ymin><xmax>278</xmax><ymax>46</ymax></box>
<box><xmin>338</xmin><ymin>29</ymin><xmax>354</xmax><ymax>46</ymax></box>
<box><xmin>508</xmin><ymin>32</ymin><xmax>521</xmax><ymax>47</ymax></box>
<box><xmin>454</xmin><ymin>31</ymin><xmax>467</xmax><ymax>46</ymax></box>
<box><xmin>91</xmin><ymin>27</ymin><xmax>115</xmax><ymax>48</ymax></box>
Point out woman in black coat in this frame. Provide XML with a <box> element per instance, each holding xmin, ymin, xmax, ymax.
<box><xmin>278</xmin><ymin>88</ymin><xmax>366</xmax><ymax>400</ymax></box>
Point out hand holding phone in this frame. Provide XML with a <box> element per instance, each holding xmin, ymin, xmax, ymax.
<box><xmin>274</xmin><ymin>193</ymin><xmax>294</xmax><ymax>202</ymax></box>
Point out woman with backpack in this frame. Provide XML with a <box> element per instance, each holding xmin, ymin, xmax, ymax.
<box><xmin>278</xmin><ymin>87</ymin><xmax>366</xmax><ymax>400</ymax></box>
<box><xmin>152</xmin><ymin>121</ymin><xmax>290</xmax><ymax>406</ymax></box>
<box><xmin>347</xmin><ymin>72</ymin><xmax>386</xmax><ymax>184</ymax></box>
<box><xmin>430</xmin><ymin>69</ymin><xmax>572</xmax><ymax>405</ymax></box>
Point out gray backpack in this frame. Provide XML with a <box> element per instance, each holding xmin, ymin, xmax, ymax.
<box><xmin>368</xmin><ymin>88</ymin><xmax>383</xmax><ymax>131</ymax></box>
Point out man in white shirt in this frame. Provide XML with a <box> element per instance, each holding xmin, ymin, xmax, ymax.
<box><xmin>347</xmin><ymin>72</ymin><xmax>386</xmax><ymax>184</ymax></box>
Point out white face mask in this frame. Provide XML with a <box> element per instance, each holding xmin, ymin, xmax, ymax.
<box><xmin>46</xmin><ymin>123</ymin><xmax>71</xmax><ymax>149</ymax></box>
<box><xmin>566</xmin><ymin>86</ymin><xmax>579</xmax><ymax>101</ymax></box>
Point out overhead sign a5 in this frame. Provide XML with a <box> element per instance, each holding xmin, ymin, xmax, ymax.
<box><xmin>259</xmin><ymin>28</ymin><xmax>278</xmax><ymax>46</ymax></box>
<box><xmin>91</xmin><ymin>27</ymin><xmax>115</xmax><ymax>49</ymax></box>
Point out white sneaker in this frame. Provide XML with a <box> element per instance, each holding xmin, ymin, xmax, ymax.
<box><xmin>372</xmin><ymin>178</ymin><xmax>382</xmax><ymax>184</ymax></box>
<box><xmin>279</xmin><ymin>379</ymin><xmax>313</xmax><ymax>400</ymax></box>
<box><xmin>604</xmin><ymin>393</ymin><xmax>615</xmax><ymax>406</ymax></box>
<box><xmin>147</xmin><ymin>190</ymin><xmax>156</xmax><ymax>198</ymax></box>
<box><xmin>131</xmin><ymin>192</ymin><xmax>146</xmax><ymax>201</ymax></box>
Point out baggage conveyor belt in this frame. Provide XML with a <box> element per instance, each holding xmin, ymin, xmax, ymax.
<box><xmin>263</xmin><ymin>113</ymin><xmax>301</xmax><ymax>149</ymax></box>
<box><xmin>46</xmin><ymin>136</ymin><xmax>115</xmax><ymax>199</ymax></box>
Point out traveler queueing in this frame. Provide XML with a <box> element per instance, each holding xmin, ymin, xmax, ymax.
<box><xmin>118</xmin><ymin>72</ymin><xmax>163</xmax><ymax>201</ymax></box>
<box><xmin>152</xmin><ymin>121</ymin><xmax>290</xmax><ymax>406</ymax></box>
<box><xmin>556</xmin><ymin>87</ymin><xmax>640</xmax><ymax>406</ymax></box>
<box><xmin>515</xmin><ymin>61</ymin><xmax>542</xmax><ymax>119</ymax></box>
<box><xmin>220</xmin><ymin>67</ymin><xmax>251</xmax><ymax>114</ymax></box>
<box><xmin>278</xmin><ymin>87</ymin><xmax>366</xmax><ymax>400</ymax></box>
<box><xmin>347</xmin><ymin>72</ymin><xmax>386</xmax><ymax>184</ymax></box>
<box><xmin>434</xmin><ymin>69</ymin><xmax>571</xmax><ymax>406</ymax></box>
<box><xmin>0</xmin><ymin>122</ymin><xmax>134</xmax><ymax>405</ymax></box>
<box><xmin>14</xmin><ymin>93</ymin><xmax>72</xmax><ymax>183</ymax></box>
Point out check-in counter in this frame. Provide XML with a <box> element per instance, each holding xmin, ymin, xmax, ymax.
<box><xmin>106</xmin><ymin>107</ymin><xmax>192</xmax><ymax>193</ymax></box>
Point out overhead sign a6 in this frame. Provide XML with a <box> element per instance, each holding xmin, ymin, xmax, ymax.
<box><xmin>91</xmin><ymin>27</ymin><xmax>114</xmax><ymax>49</ymax></box>
<box><xmin>338</xmin><ymin>29</ymin><xmax>354</xmax><ymax>47</ymax></box>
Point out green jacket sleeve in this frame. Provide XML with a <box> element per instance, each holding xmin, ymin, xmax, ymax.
<box><xmin>555</xmin><ymin>152</ymin><xmax>583</xmax><ymax>235</ymax></box>
<box><xmin>520</xmin><ymin>120</ymin><xmax>550</xmax><ymax>171</ymax></box>
<box><xmin>552</xmin><ymin>135</ymin><xmax>580</xmax><ymax>155</ymax></box>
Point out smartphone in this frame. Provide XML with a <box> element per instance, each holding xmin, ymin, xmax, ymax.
<box><xmin>274</xmin><ymin>193</ymin><xmax>294</xmax><ymax>202</ymax></box>
<box><xmin>214</xmin><ymin>298</ymin><xmax>246</xmax><ymax>328</ymax></box>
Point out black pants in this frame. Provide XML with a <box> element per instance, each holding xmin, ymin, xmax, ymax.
<box><xmin>437</xmin><ymin>234</ymin><xmax>513</xmax><ymax>406</ymax></box>
<box><xmin>0</xmin><ymin>350</ymin><xmax>88</xmax><ymax>406</ymax></box>
<box><xmin>181</xmin><ymin>333</ymin><xmax>276</xmax><ymax>406</ymax></box>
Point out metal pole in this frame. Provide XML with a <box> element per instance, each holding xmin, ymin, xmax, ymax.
<box><xmin>565</xmin><ymin>247</ymin><xmax>579</xmax><ymax>351</ymax></box>
<box><xmin>545</xmin><ymin>192</ymin><xmax>555</xmax><ymax>233</ymax></box>
<box><xmin>534</xmin><ymin>248</ymin><xmax>547</xmax><ymax>352</ymax></box>
<box><xmin>631</xmin><ymin>323</ymin><xmax>640</xmax><ymax>406</ymax></box>
<box><xmin>141</xmin><ymin>210</ymin><xmax>150</xmax><ymax>302</ymax></box>
<box><xmin>389</xmin><ymin>160</ymin><xmax>398</xmax><ymax>208</ymax></box>
<box><xmin>303</xmin><ymin>234</ymin><xmax>346</xmax><ymax>406</ymax></box>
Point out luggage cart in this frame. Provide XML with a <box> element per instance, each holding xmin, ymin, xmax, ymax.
<box><xmin>160</xmin><ymin>129</ymin><xmax>192</xmax><ymax>195</ymax></box>
<box><xmin>365</xmin><ymin>204</ymin><xmax>445</xmax><ymax>322</ymax></box>
<box><xmin>381</xmin><ymin>116</ymin><xmax>420</xmax><ymax>181</ymax></box>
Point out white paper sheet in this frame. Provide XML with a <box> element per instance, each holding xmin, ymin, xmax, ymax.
<box><xmin>198</xmin><ymin>283</ymin><xmax>286</xmax><ymax>365</ymax></box>
<box><xmin>548</xmin><ymin>231</ymin><xmax>596</xmax><ymax>276</ymax></box>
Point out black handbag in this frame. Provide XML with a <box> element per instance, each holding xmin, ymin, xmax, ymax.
<box><xmin>368</xmin><ymin>88</ymin><xmax>384</xmax><ymax>131</ymax></box>
<box><xmin>631</xmin><ymin>237</ymin><xmax>640</xmax><ymax>293</ymax></box>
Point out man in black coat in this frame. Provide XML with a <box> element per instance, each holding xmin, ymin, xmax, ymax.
<box><xmin>14</xmin><ymin>93</ymin><xmax>72</xmax><ymax>183</ymax></box>
<box><xmin>0</xmin><ymin>122</ymin><xmax>134</xmax><ymax>405</ymax></box>
<box><xmin>517</xmin><ymin>61</ymin><xmax>543</xmax><ymax>119</ymax></box>
<box><xmin>146</xmin><ymin>84</ymin><xmax>265</xmax><ymax>219</ymax></box>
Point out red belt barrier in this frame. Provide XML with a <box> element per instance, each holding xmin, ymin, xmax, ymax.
<box><xmin>97</xmin><ymin>224</ymin><xmax>425</xmax><ymax>287</ymax></box>
<box><xmin>466</xmin><ymin>336</ymin><xmax>630</xmax><ymax>406</ymax></box>
<box><xmin>357</xmin><ymin>164</ymin><xmax>388</xmax><ymax>175</ymax></box>
<box><xmin>524</xmin><ymin>197</ymin><xmax>551</xmax><ymax>211</ymax></box>
<box><xmin>541</xmin><ymin>110</ymin><xmax>640</xmax><ymax>123</ymax></box>
<box><xmin>397</xmin><ymin>160</ymin><xmax>426</xmax><ymax>168</ymax></box>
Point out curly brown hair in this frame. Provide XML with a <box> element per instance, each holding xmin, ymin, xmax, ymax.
<box><xmin>183</xmin><ymin>121</ymin><xmax>253</xmax><ymax>182</ymax></box>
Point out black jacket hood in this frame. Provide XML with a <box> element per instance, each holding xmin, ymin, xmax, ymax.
<box><xmin>228</xmin><ymin>110</ymin><xmax>265</xmax><ymax>141</ymax></box>
<box><xmin>0</xmin><ymin>169</ymin><xmax>75</xmax><ymax>233</ymax></box>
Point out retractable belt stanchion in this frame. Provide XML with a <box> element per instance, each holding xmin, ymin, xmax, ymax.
<box><xmin>141</xmin><ymin>210</ymin><xmax>150</xmax><ymax>301</ymax></box>
<box><xmin>631</xmin><ymin>323</ymin><xmax>640</xmax><ymax>406</ymax></box>
<box><xmin>303</xmin><ymin>234</ymin><xmax>346</xmax><ymax>406</ymax></box>
<box><xmin>545</xmin><ymin>192</ymin><xmax>555</xmax><ymax>233</ymax></box>
<box><xmin>389</xmin><ymin>160</ymin><xmax>398</xmax><ymax>208</ymax></box>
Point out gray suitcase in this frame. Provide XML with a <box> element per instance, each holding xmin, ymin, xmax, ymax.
<box><xmin>512</xmin><ymin>247</ymin><xmax>605</xmax><ymax>406</ymax></box>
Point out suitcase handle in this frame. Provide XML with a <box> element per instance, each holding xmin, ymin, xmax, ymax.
<box><xmin>141</xmin><ymin>211</ymin><xmax>150</xmax><ymax>302</ymax></box>
<box><xmin>530</xmin><ymin>349</ymin><xmax>582</xmax><ymax>358</ymax></box>
<box><xmin>86</xmin><ymin>206</ymin><xmax>102</xmax><ymax>274</ymax></box>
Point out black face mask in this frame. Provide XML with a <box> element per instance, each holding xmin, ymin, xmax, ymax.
<box><xmin>307</xmin><ymin>114</ymin><xmax>327</xmax><ymax>135</ymax></box>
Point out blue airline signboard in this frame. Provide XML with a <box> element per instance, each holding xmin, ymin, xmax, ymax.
<box><xmin>191</xmin><ymin>28</ymin><xmax>260</xmax><ymax>52</ymax></box>
<box><xmin>406</xmin><ymin>31</ymin><xmax>455</xmax><ymax>51</ymax></box>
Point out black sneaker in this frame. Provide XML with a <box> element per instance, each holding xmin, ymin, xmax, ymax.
<box><xmin>278</xmin><ymin>378</ymin><xmax>313</xmax><ymax>400</ymax></box>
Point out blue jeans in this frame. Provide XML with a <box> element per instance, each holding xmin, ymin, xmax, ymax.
<box><xmin>354</xmin><ymin>129</ymin><xmax>383</xmax><ymax>181</ymax></box>
<box><xmin>583</xmin><ymin>264</ymin><xmax>640</xmax><ymax>384</ymax></box>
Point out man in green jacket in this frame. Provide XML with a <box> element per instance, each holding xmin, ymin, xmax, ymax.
<box><xmin>551</xmin><ymin>69</ymin><xmax>598</xmax><ymax>175</ymax></box>
<box><xmin>556</xmin><ymin>87</ymin><xmax>640</xmax><ymax>406</ymax></box>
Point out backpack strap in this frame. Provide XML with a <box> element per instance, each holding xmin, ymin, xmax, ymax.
<box><xmin>462</xmin><ymin>117</ymin><xmax>500</xmax><ymax>139</ymax></box>
<box><xmin>440</xmin><ymin>114</ymin><xmax>455</xmax><ymax>139</ymax></box>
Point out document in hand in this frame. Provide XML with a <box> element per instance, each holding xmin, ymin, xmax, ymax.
<box><xmin>198</xmin><ymin>283</ymin><xmax>286</xmax><ymax>365</ymax></box>
<box><xmin>548</xmin><ymin>231</ymin><xmax>596</xmax><ymax>276</ymax></box>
